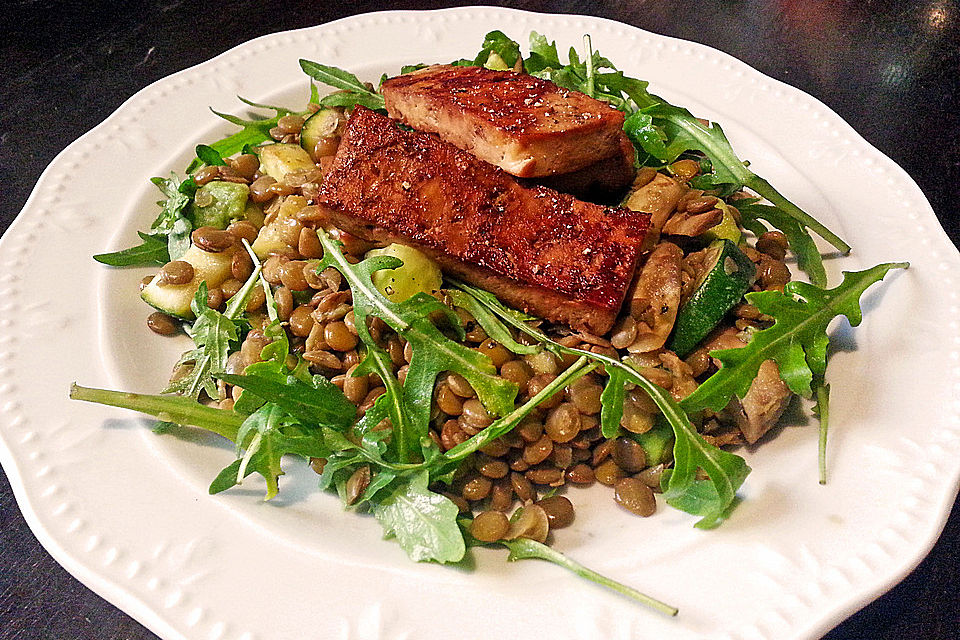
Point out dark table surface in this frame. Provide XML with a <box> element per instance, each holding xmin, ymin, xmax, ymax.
<box><xmin>1</xmin><ymin>1</ymin><xmax>958</xmax><ymax>638</ymax></box>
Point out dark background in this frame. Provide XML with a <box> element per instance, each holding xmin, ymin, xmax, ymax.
<box><xmin>1</xmin><ymin>1</ymin><xmax>957</xmax><ymax>638</ymax></box>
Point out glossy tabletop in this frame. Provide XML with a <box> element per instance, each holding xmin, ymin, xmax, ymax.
<box><xmin>1</xmin><ymin>1</ymin><xmax>957</xmax><ymax>638</ymax></box>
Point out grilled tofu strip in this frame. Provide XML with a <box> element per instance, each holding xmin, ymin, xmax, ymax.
<box><xmin>382</xmin><ymin>64</ymin><xmax>627</xmax><ymax>179</ymax></box>
<box><xmin>533</xmin><ymin>132</ymin><xmax>637</xmax><ymax>196</ymax></box>
<box><xmin>316</xmin><ymin>107</ymin><xmax>651</xmax><ymax>334</ymax></box>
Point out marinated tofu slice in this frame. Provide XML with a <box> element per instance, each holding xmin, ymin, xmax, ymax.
<box><xmin>382</xmin><ymin>64</ymin><xmax>626</xmax><ymax>178</ymax></box>
<box><xmin>533</xmin><ymin>132</ymin><xmax>636</xmax><ymax>196</ymax></box>
<box><xmin>317</xmin><ymin>107</ymin><xmax>650</xmax><ymax>334</ymax></box>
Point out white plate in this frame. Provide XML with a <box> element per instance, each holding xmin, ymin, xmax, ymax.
<box><xmin>1</xmin><ymin>7</ymin><xmax>958</xmax><ymax>640</ymax></box>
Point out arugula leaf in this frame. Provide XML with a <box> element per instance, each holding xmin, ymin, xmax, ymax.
<box><xmin>373</xmin><ymin>470</ymin><xmax>465</xmax><ymax>563</ymax></box>
<box><xmin>599</xmin><ymin>368</ymin><xmax>627</xmax><ymax>439</ymax></box>
<box><xmin>187</xmin><ymin>99</ymin><xmax>297</xmax><ymax>173</ymax></box>
<box><xmin>473</xmin><ymin>30</ymin><xmax>521</xmax><ymax>69</ymax></box>
<box><xmin>443</xmin><ymin>357</ymin><xmax>597</xmax><ymax>463</ymax></box>
<box><xmin>526</xmin><ymin>32</ymin><xmax>562</xmax><ymax>71</ymax></box>
<box><xmin>499</xmin><ymin>536</ymin><xmax>678</xmax><ymax>616</ymax></box>
<box><xmin>623</xmin><ymin>110</ymin><xmax>670</xmax><ymax>164</ymax></box>
<box><xmin>149</xmin><ymin>173</ymin><xmax>193</xmax><ymax>232</ymax></box>
<box><xmin>737</xmin><ymin>200</ymin><xmax>827</xmax><ymax>287</ymax></box>
<box><xmin>452</xmin><ymin>281</ymin><xmax>749</xmax><ymax>528</ymax></box>
<box><xmin>93</xmin><ymin>231</ymin><xmax>169</xmax><ymax>267</ymax></box>
<box><xmin>682</xmin><ymin>262</ymin><xmax>909</xmax><ymax>414</ymax></box>
<box><xmin>164</xmin><ymin>256</ymin><xmax>265</xmax><ymax>400</ymax></box>
<box><xmin>69</xmin><ymin>383</ymin><xmax>243</xmax><ymax>440</ymax></box>
<box><xmin>627</xmin><ymin>92</ymin><xmax>849</xmax><ymax>254</ymax></box>
<box><xmin>815</xmin><ymin>382</ymin><xmax>830</xmax><ymax>485</ymax></box>
<box><xmin>148</xmin><ymin>173</ymin><xmax>195</xmax><ymax>260</ymax></box>
<box><xmin>620</xmin><ymin>360</ymin><xmax>750</xmax><ymax>529</ymax></box>
<box><xmin>318</xmin><ymin>90</ymin><xmax>386</xmax><ymax>111</ymax></box>
<box><xmin>217</xmin><ymin>372</ymin><xmax>355</xmax><ymax>428</ymax></box>
<box><xmin>445</xmin><ymin>289</ymin><xmax>537</xmax><ymax>355</ymax></box>
<box><xmin>195</xmin><ymin>144</ymin><xmax>226</xmax><ymax>167</ymax></box>
<box><xmin>210</xmin><ymin>402</ymin><xmax>330</xmax><ymax>499</ymax></box>
<box><xmin>316</xmin><ymin>230</ymin><xmax>518</xmax><ymax>463</ymax></box>
<box><xmin>299</xmin><ymin>60</ymin><xmax>386</xmax><ymax>111</ymax></box>
<box><xmin>519</xmin><ymin>32</ymin><xmax>849</xmax><ymax>257</ymax></box>
<box><xmin>167</xmin><ymin>216</ymin><xmax>192</xmax><ymax>261</ymax></box>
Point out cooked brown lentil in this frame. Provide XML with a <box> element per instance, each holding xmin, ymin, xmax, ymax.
<box><xmin>460</xmin><ymin>399</ymin><xmax>492</xmax><ymax>429</ymax></box>
<box><xmin>545</xmin><ymin>403</ymin><xmax>581</xmax><ymax>443</ymax></box>
<box><xmin>342</xmin><ymin>364</ymin><xmax>369</xmax><ymax>405</ymax></box>
<box><xmin>245</xmin><ymin>284</ymin><xmax>266</xmax><ymax>313</ymax></box>
<box><xmin>313</xmin><ymin>136</ymin><xmax>341</xmax><ymax>159</ymax></box>
<box><xmin>470</xmin><ymin>510</ymin><xmax>509</xmax><ymax>542</ymax></box>
<box><xmin>566</xmin><ymin>463</ymin><xmax>595</xmax><ymax>484</ymax></box>
<box><xmin>489</xmin><ymin>478</ymin><xmax>514</xmax><ymax>511</ymax></box>
<box><xmin>298</xmin><ymin>227</ymin><xmax>323</xmax><ymax>259</ymax></box>
<box><xmin>756</xmin><ymin>230</ymin><xmax>789</xmax><ymax>260</ymax></box>
<box><xmin>219</xmin><ymin>278</ymin><xmax>242</xmax><ymax>300</ymax></box>
<box><xmin>499</xmin><ymin>359</ymin><xmax>533</xmax><ymax>394</ymax></box>
<box><xmin>613</xmin><ymin>477</ymin><xmax>657</xmax><ymax>516</ymax></box>
<box><xmin>446</xmin><ymin>372</ymin><xmax>474</xmax><ymax>397</ymax></box>
<box><xmin>525</xmin><ymin>466</ymin><xmax>563</xmax><ymax>486</ymax></box>
<box><xmin>506</xmin><ymin>504</ymin><xmax>549</xmax><ymax>543</ymax></box>
<box><xmin>157</xmin><ymin>260</ymin><xmax>194</xmax><ymax>286</ymax></box>
<box><xmin>462</xmin><ymin>475</ymin><xmax>493</xmax><ymax>501</ymax></box>
<box><xmin>275</xmin><ymin>286</ymin><xmax>294</xmax><ymax>322</ymax></box>
<box><xmin>193</xmin><ymin>166</ymin><xmax>219</xmax><ymax>186</ymax></box>
<box><xmin>510</xmin><ymin>472</ymin><xmax>536</xmax><ymax>502</ymax></box>
<box><xmin>206</xmin><ymin>286</ymin><xmax>224</xmax><ymax>310</ymax></box>
<box><xmin>594</xmin><ymin>459</ymin><xmax>625</xmax><ymax>486</ymax></box>
<box><xmin>249</xmin><ymin>176</ymin><xmax>277</xmax><ymax>203</ymax></box>
<box><xmin>289</xmin><ymin>305</ymin><xmax>314</xmax><ymax>337</ymax></box>
<box><xmin>478</xmin><ymin>456</ymin><xmax>509</xmax><ymax>479</ymax></box>
<box><xmin>536</xmin><ymin>496</ymin><xmax>575</xmax><ymax>528</ymax></box>
<box><xmin>612</xmin><ymin>437</ymin><xmax>647</xmax><ymax>473</ymax></box>
<box><xmin>192</xmin><ymin>227</ymin><xmax>235</xmax><ymax>253</ymax></box>
<box><xmin>635</xmin><ymin>464</ymin><xmax>666</xmax><ymax>491</ymax></box>
<box><xmin>523</xmin><ymin>434</ymin><xmax>553</xmax><ymax>465</ymax></box>
<box><xmin>146</xmin><ymin>312</ymin><xmax>179</xmax><ymax>335</ymax></box>
<box><xmin>345</xmin><ymin>465</ymin><xmax>370</xmax><ymax>505</ymax></box>
<box><xmin>435</xmin><ymin>383</ymin><xmax>464</xmax><ymax>416</ymax></box>
<box><xmin>324</xmin><ymin>321</ymin><xmax>357</xmax><ymax>351</ymax></box>
<box><xmin>229</xmin><ymin>154</ymin><xmax>260</xmax><ymax>180</ymax></box>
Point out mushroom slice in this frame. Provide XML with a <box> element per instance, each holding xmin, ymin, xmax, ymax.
<box><xmin>626</xmin><ymin>241</ymin><xmax>683</xmax><ymax>353</ymax></box>
<box><xmin>730</xmin><ymin>359</ymin><xmax>792</xmax><ymax>444</ymax></box>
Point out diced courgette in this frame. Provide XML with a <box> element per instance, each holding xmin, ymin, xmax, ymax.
<box><xmin>187</xmin><ymin>181</ymin><xmax>250</xmax><ymax>229</ymax></box>
<box><xmin>258</xmin><ymin>143</ymin><xmax>316</xmax><ymax>181</ymax></box>
<box><xmin>627</xmin><ymin>419</ymin><xmax>674</xmax><ymax>466</ymax></box>
<box><xmin>667</xmin><ymin>239</ymin><xmax>756</xmax><ymax>357</ymax></box>
<box><xmin>300</xmin><ymin>109</ymin><xmax>341</xmax><ymax>156</ymax></box>
<box><xmin>365</xmin><ymin>244</ymin><xmax>443</xmax><ymax>303</ymax></box>
<box><xmin>243</xmin><ymin>200</ymin><xmax>265</xmax><ymax>229</ymax></box>
<box><xmin>141</xmin><ymin>244</ymin><xmax>238</xmax><ymax>320</ymax></box>
<box><xmin>701</xmin><ymin>200</ymin><xmax>742</xmax><ymax>244</ymax></box>
<box><xmin>251</xmin><ymin>195</ymin><xmax>307</xmax><ymax>259</ymax></box>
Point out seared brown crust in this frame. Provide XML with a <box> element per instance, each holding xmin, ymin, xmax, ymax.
<box><xmin>382</xmin><ymin>65</ymin><xmax>626</xmax><ymax>178</ymax></box>
<box><xmin>317</xmin><ymin>107</ymin><xmax>650</xmax><ymax>334</ymax></box>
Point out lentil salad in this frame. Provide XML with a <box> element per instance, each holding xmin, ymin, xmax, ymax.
<box><xmin>71</xmin><ymin>31</ymin><xmax>906</xmax><ymax>614</ymax></box>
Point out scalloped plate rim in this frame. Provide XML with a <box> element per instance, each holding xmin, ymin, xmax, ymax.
<box><xmin>0</xmin><ymin>7</ymin><xmax>958</xmax><ymax>640</ymax></box>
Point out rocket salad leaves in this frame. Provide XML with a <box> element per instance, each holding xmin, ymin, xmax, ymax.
<box><xmin>315</xmin><ymin>228</ymin><xmax>518</xmax><ymax>463</ymax></box>
<box><xmin>71</xmin><ymin>29</ymin><xmax>909</xmax><ymax>617</ymax></box>
<box><xmin>449</xmin><ymin>280</ymin><xmax>750</xmax><ymax>529</ymax></box>
<box><xmin>681</xmin><ymin>263</ymin><xmax>908</xmax><ymax>414</ymax></box>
